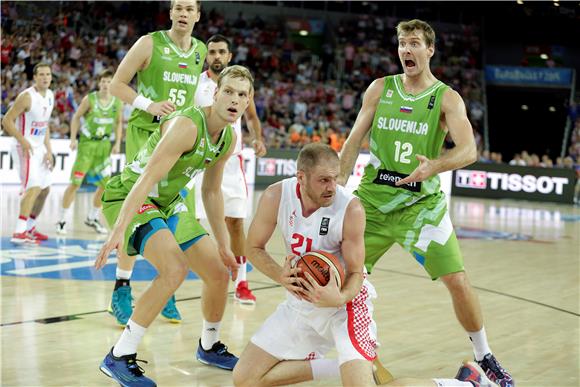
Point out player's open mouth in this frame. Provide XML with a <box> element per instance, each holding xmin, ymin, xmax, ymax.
<box><xmin>178</xmin><ymin>20</ymin><xmax>187</xmax><ymax>27</ymax></box>
<box><xmin>405</xmin><ymin>59</ymin><xmax>416</xmax><ymax>69</ymax></box>
<box><xmin>227</xmin><ymin>107</ymin><xmax>238</xmax><ymax>113</ymax></box>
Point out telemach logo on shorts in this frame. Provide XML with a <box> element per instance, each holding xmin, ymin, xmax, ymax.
<box><xmin>373</xmin><ymin>169</ymin><xmax>421</xmax><ymax>192</ymax></box>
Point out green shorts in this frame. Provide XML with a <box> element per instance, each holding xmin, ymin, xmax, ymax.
<box><xmin>174</xmin><ymin>186</ymin><xmax>202</xmax><ymax>245</ymax></box>
<box><xmin>70</xmin><ymin>140</ymin><xmax>112</xmax><ymax>187</ymax></box>
<box><xmin>360</xmin><ymin>192</ymin><xmax>464</xmax><ymax>280</ymax></box>
<box><xmin>102</xmin><ymin>176</ymin><xmax>206</xmax><ymax>256</ymax></box>
<box><xmin>125</xmin><ymin>122</ymin><xmax>154</xmax><ymax>162</ymax></box>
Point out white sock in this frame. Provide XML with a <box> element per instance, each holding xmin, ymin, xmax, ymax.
<box><xmin>468</xmin><ymin>327</ymin><xmax>492</xmax><ymax>361</ymax></box>
<box><xmin>89</xmin><ymin>206</ymin><xmax>100</xmax><ymax>220</ymax></box>
<box><xmin>235</xmin><ymin>256</ymin><xmax>247</xmax><ymax>286</ymax></box>
<box><xmin>201</xmin><ymin>320</ymin><xmax>221</xmax><ymax>350</ymax></box>
<box><xmin>113</xmin><ymin>319</ymin><xmax>146</xmax><ymax>357</ymax></box>
<box><xmin>60</xmin><ymin>207</ymin><xmax>72</xmax><ymax>223</ymax></box>
<box><xmin>310</xmin><ymin>359</ymin><xmax>340</xmax><ymax>380</ymax></box>
<box><xmin>27</xmin><ymin>216</ymin><xmax>36</xmax><ymax>230</ymax></box>
<box><xmin>15</xmin><ymin>217</ymin><xmax>28</xmax><ymax>233</ymax></box>
<box><xmin>116</xmin><ymin>268</ymin><xmax>133</xmax><ymax>280</ymax></box>
<box><xmin>433</xmin><ymin>379</ymin><xmax>472</xmax><ymax>386</ymax></box>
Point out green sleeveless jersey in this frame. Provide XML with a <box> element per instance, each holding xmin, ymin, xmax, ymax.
<box><xmin>357</xmin><ymin>74</ymin><xmax>450</xmax><ymax>214</ymax></box>
<box><xmin>80</xmin><ymin>92</ymin><xmax>122</xmax><ymax>141</ymax></box>
<box><xmin>120</xmin><ymin>106</ymin><xmax>233</xmax><ymax>209</ymax></box>
<box><xmin>129</xmin><ymin>30</ymin><xmax>207</xmax><ymax>132</ymax></box>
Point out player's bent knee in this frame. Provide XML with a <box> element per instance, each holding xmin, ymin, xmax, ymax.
<box><xmin>159</xmin><ymin>260</ymin><xmax>189</xmax><ymax>290</ymax></box>
<box><xmin>441</xmin><ymin>271</ymin><xmax>470</xmax><ymax>292</ymax></box>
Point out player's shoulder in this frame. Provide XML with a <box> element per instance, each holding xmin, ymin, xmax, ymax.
<box><xmin>441</xmin><ymin>86</ymin><xmax>464</xmax><ymax>111</ymax></box>
<box><xmin>261</xmin><ymin>180</ymin><xmax>284</xmax><ymax>205</ymax></box>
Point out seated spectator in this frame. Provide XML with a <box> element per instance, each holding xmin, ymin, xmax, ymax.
<box><xmin>509</xmin><ymin>153</ymin><xmax>526</xmax><ymax>166</ymax></box>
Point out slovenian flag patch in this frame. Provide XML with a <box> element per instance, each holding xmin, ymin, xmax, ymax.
<box><xmin>178</xmin><ymin>63</ymin><xmax>188</xmax><ymax>69</ymax></box>
<box><xmin>399</xmin><ymin>106</ymin><xmax>413</xmax><ymax>114</ymax></box>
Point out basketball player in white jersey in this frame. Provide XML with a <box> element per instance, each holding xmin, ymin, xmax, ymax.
<box><xmin>190</xmin><ymin>34</ymin><xmax>266</xmax><ymax>304</ymax></box>
<box><xmin>2</xmin><ymin>63</ymin><xmax>55</xmax><ymax>244</ymax></box>
<box><xmin>233</xmin><ymin>144</ymin><xmax>497</xmax><ymax>387</ymax></box>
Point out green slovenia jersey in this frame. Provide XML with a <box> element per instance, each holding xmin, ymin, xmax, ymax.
<box><xmin>129</xmin><ymin>30</ymin><xmax>207</xmax><ymax>132</ymax></box>
<box><xmin>357</xmin><ymin>74</ymin><xmax>450</xmax><ymax>214</ymax></box>
<box><xmin>80</xmin><ymin>92</ymin><xmax>122</xmax><ymax>141</ymax></box>
<box><xmin>120</xmin><ymin>106</ymin><xmax>233</xmax><ymax>209</ymax></box>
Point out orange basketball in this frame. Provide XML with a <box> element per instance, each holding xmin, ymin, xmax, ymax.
<box><xmin>294</xmin><ymin>250</ymin><xmax>345</xmax><ymax>288</ymax></box>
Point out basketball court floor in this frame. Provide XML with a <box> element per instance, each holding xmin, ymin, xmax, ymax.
<box><xmin>1</xmin><ymin>184</ymin><xmax>578</xmax><ymax>386</ymax></box>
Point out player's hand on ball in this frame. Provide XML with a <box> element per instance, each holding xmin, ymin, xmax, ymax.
<box><xmin>301</xmin><ymin>272</ymin><xmax>344</xmax><ymax>308</ymax></box>
<box><xmin>280</xmin><ymin>255</ymin><xmax>306</xmax><ymax>300</ymax></box>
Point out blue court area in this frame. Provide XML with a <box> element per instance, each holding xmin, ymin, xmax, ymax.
<box><xmin>0</xmin><ymin>237</ymin><xmax>250</xmax><ymax>281</ymax></box>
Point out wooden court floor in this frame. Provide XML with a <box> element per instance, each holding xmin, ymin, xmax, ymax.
<box><xmin>1</xmin><ymin>184</ymin><xmax>578</xmax><ymax>387</ymax></box>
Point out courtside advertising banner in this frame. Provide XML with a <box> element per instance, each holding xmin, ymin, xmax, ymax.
<box><xmin>0</xmin><ymin>137</ymin><xmax>256</xmax><ymax>185</ymax></box>
<box><xmin>452</xmin><ymin>162</ymin><xmax>576</xmax><ymax>204</ymax></box>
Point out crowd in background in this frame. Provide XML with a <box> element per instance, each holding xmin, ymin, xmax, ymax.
<box><xmin>1</xmin><ymin>1</ymin><xmax>577</xmax><ymax>169</ymax></box>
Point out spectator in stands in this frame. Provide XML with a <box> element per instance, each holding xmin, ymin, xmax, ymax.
<box><xmin>509</xmin><ymin>153</ymin><xmax>526</xmax><ymax>166</ymax></box>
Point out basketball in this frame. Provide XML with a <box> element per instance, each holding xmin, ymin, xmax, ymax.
<box><xmin>294</xmin><ymin>250</ymin><xmax>345</xmax><ymax>288</ymax></box>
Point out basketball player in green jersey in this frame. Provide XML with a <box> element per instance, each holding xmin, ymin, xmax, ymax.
<box><xmin>338</xmin><ymin>20</ymin><xmax>513</xmax><ymax>387</ymax></box>
<box><xmin>95</xmin><ymin>66</ymin><xmax>253</xmax><ymax>385</ymax></box>
<box><xmin>56</xmin><ymin>70</ymin><xmax>122</xmax><ymax>236</ymax></box>
<box><xmin>108</xmin><ymin>0</ymin><xmax>207</xmax><ymax>325</ymax></box>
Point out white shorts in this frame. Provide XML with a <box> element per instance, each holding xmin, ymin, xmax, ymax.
<box><xmin>195</xmin><ymin>154</ymin><xmax>248</xmax><ymax>219</ymax></box>
<box><xmin>251</xmin><ymin>280</ymin><xmax>378</xmax><ymax>365</ymax></box>
<box><xmin>11</xmin><ymin>143</ymin><xmax>52</xmax><ymax>191</ymax></box>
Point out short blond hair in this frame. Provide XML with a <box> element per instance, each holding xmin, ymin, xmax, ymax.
<box><xmin>396</xmin><ymin>19</ymin><xmax>436</xmax><ymax>48</ymax></box>
<box><xmin>297</xmin><ymin>143</ymin><xmax>338</xmax><ymax>173</ymax></box>
<box><xmin>217</xmin><ymin>65</ymin><xmax>254</xmax><ymax>94</ymax></box>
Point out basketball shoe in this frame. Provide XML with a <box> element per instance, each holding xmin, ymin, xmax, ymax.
<box><xmin>160</xmin><ymin>295</ymin><xmax>182</xmax><ymax>323</ymax></box>
<box><xmin>456</xmin><ymin>361</ymin><xmax>499</xmax><ymax>387</ymax></box>
<box><xmin>234</xmin><ymin>281</ymin><xmax>256</xmax><ymax>305</ymax></box>
<box><xmin>11</xmin><ymin>232</ymin><xmax>38</xmax><ymax>244</ymax></box>
<box><xmin>477</xmin><ymin>353</ymin><xmax>514</xmax><ymax>387</ymax></box>
<box><xmin>85</xmin><ymin>216</ymin><xmax>108</xmax><ymax>234</ymax></box>
<box><xmin>100</xmin><ymin>348</ymin><xmax>156</xmax><ymax>387</ymax></box>
<box><xmin>28</xmin><ymin>227</ymin><xmax>48</xmax><ymax>241</ymax></box>
<box><xmin>196</xmin><ymin>339</ymin><xmax>238</xmax><ymax>370</ymax></box>
<box><xmin>109</xmin><ymin>286</ymin><xmax>133</xmax><ymax>326</ymax></box>
<box><xmin>56</xmin><ymin>221</ymin><xmax>67</xmax><ymax>235</ymax></box>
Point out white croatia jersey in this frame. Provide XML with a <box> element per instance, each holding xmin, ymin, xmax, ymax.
<box><xmin>15</xmin><ymin>86</ymin><xmax>54</xmax><ymax>147</ymax></box>
<box><xmin>277</xmin><ymin>177</ymin><xmax>355</xmax><ymax>311</ymax></box>
<box><xmin>194</xmin><ymin>70</ymin><xmax>242</xmax><ymax>155</ymax></box>
<box><xmin>278</xmin><ymin>176</ymin><xmax>355</xmax><ymax>273</ymax></box>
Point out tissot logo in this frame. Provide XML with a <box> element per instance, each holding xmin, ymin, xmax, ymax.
<box><xmin>455</xmin><ymin>170</ymin><xmax>569</xmax><ymax>195</ymax></box>
<box><xmin>257</xmin><ymin>158</ymin><xmax>296</xmax><ymax>177</ymax></box>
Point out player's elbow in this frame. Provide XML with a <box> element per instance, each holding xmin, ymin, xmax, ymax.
<box><xmin>467</xmin><ymin>144</ymin><xmax>478</xmax><ymax>165</ymax></box>
<box><xmin>109</xmin><ymin>80</ymin><xmax>123</xmax><ymax>99</ymax></box>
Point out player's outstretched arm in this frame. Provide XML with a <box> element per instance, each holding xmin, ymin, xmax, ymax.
<box><xmin>338</xmin><ymin>78</ymin><xmax>384</xmax><ymax>186</ymax></box>
<box><xmin>203</xmin><ymin>138</ymin><xmax>238</xmax><ymax>280</ymax></box>
<box><xmin>95</xmin><ymin>115</ymin><xmax>197</xmax><ymax>269</ymax></box>
<box><xmin>396</xmin><ymin>89</ymin><xmax>477</xmax><ymax>187</ymax></box>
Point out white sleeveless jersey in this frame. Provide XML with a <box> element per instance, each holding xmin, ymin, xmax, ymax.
<box><xmin>277</xmin><ymin>177</ymin><xmax>355</xmax><ymax>268</ymax></box>
<box><xmin>194</xmin><ymin>70</ymin><xmax>242</xmax><ymax>155</ymax></box>
<box><xmin>15</xmin><ymin>87</ymin><xmax>54</xmax><ymax>147</ymax></box>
